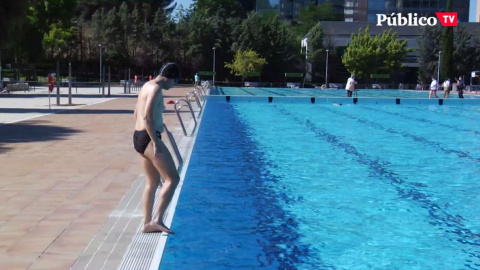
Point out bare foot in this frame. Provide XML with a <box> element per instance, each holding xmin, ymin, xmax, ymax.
<box><xmin>142</xmin><ymin>221</ymin><xmax>175</xmax><ymax>234</ymax></box>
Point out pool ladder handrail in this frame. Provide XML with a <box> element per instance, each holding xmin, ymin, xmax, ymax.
<box><xmin>187</xmin><ymin>90</ymin><xmax>205</xmax><ymax>118</ymax></box>
<box><xmin>187</xmin><ymin>91</ymin><xmax>202</xmax><ymax>111</ymax></box>
<box><xmin>174</xmin><ymin>99</ymin><xmax>198</xmax><ymax>136</ymax></box>
<box><xmin>195</xmin><ymin>85</ymin><xmax>208</xmax><ymax>99</ymax></box>
<box><xmin>163</xmin><ymin>123</ymin><xmax>183</xmax><ymax>172</ymax></box>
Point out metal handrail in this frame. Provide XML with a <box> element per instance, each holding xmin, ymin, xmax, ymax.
<box><xmin>174</xmin><ymin>99</ymin><xmax>197</xmax><ymax>136</ymax></box>
<box><xmin>194</xmin><ymin>86</ymin><xmax>207</xmax><ymax>101</ymax></box>
<box><xmin>188</xmin><ymin>91</ymin><xmax>202</xmax><ymax>106</ymax></box>
<box><xmin>186</xmin><ymin>91</ymin><xmax>203</xmax><ymax>118</ymax></box>
<box><xmin>163</xmin><ymin>124</ymin><xmax>183</xmax><ymax>172</ymax></box>
<box><xmin>193</xmin><ymin>88</ymin><xmax>204</xmax><ymax>102</ymax></box>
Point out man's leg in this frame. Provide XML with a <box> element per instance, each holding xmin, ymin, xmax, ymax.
<box><xmin>141</xmin><ymin>157</ymin><xmax>161</xmax><ymax>233</ymax></box>
<box><xmin>143</xmin><ymin>141</ymin><xmax>180</xmax><ymax>234</ymax></box>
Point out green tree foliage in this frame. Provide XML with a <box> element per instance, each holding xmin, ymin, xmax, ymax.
<box><xmin>187</xmin><ymin>0</ymin><xmax>243</xmax><ymax>77</ymax></box>
<box><xmin>294</xmin><ymin>2</ymin><xmax>343</xmax><ymax>38</ymax></box>
<box><xmin>91</xmin><ymin>8</ymin><xmax>107</xmax><ymax>49</ymax></box>
<box><xmin>440</xmin><ymin>0</ymin><xmax>454</xmax><ymax>81</ymax></box>
<box><xmin>42</xmin><ymin>24</ymin><xmax>75</xmax><ymax>59</ymax></box>
<box><xmin>307</xmin><ymin>23</ymin><xmax>324</xmax><ymax>81</ymax></box>
<box><xmin>416</xmin><ymin>26</ymin><xmax>441</xmax><ymax>84</ymax></box>
<box><xmin>0</xmin><ymin>0</ymin><xmax>29</xmax><ymax>50</ymax></box>
<box><xmin>453</xmin><ymin>25</ymin><xmax>476</xmax><ymax>79</ymax></box>
<box><xmin>173</xmin><ymin>5</ymin><xmax>193</xmax><ymax>68</ymax></box>
<box><xmin>342</xmin><ymin>26</ymin><xmax>409</xmax><ymax>79</ymax></box>
<box><xmin>234</xmin><ymin>12</ymin><xmax>298</xmax><ymax>80</ymax></box>
<box><xmin>27</xmin><ymin>0</ymin><xmax>77</xmax><ymax>35</ymax></box>
<box><xmin>130</xmin><ymin>4</ymin><xmax>143</xmax><ymax>58</ymax></box>
<box><xmin>416</xmin><ymin>24</ymin><xmax>475</xmax><ymax>84</ymax></box>
<box><xmin>224</xmin><ymin>49</ymin><xmax>267</xmax><ymax>76</ymax></box>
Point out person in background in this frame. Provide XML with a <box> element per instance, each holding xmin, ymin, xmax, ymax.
<box><xmin>457</xmin><ymin>76</ymin><xmax>465</xmax><ymax>99</ymax></box>
<box><xmin>429</xmin><ymin>76</ymin><xmax>439</xmax><ymax>98</ymax></box>
<box><xmin>443</xmin><ymin>78</ymin><xmax>451</xmax><ymax>98</ymax></box>
<box><xmin>345</xmin><ymin>75</ymin><xmax>357</xmax><ymax>97</ymax></box>
<box><xmin>194</xmin><ymin>72</ymin><xmax>200</xmax><ymax>88</ymax></box>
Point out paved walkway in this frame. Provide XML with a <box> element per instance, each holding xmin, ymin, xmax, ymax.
<box><xmin>0</xmin><ymin>85</ymin><xmax>195</xmax><ymax>269</ymax></box>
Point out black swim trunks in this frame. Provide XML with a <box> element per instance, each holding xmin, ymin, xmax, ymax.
<box><xmin>133</xmin><ymin>130</ymin><xmax>161</xmax><ymax>154</ymax></box>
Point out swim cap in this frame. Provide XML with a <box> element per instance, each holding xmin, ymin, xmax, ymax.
<box><xmin>159</xmin><ymin>62</ymin><xmax>181</xmax><ymax>83</ymax></box>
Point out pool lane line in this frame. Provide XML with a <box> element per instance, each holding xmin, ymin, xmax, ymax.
<box><xmin>274</xmin><ymin>105</ymin><xmax>480</xmax><ymax>258</ymax></box>
<box><xmin>323</xmin><ymin>106</ymin><xmax>480</xmax><ymax>163</ymax></box>
<box><xmin>229</xmin><ymin>103</ymin><xmax>331</xmax><ymax>269</ymax></box>
<box><xmin>362</xmin><ymin>106</ymin><xmax>480</xmax><ymax>136</ymax></box>
<box><xmin>236</xmin><ymin>87</ymin><xmax>256</xmax><ymax>95</ymax></box>
<box><xmin>400</xmin><ymin>105</ymin><xmax>480</xmax><ymax>123</ymax></box>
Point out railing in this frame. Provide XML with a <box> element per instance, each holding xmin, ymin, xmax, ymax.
<box><xmin>163</xmin><ymin>124</ymin><xmax>183</xmax><ymax>172</ymax></box>
<box><xmin>174</xmin><ymin>99</ymin><xmax>198</xmax><ymax>136</ymax></box>
<box><xmin>186</xmin><ymin>91</ymin><xmax>203</xmax><ymax>118</ymax></box>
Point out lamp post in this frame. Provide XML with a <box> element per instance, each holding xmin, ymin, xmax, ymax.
<box><xmin>212</xmin><ymin>47</ymin><xmax>216</xmax><ymax>86</ymax></box>
<box><xmin>99</xmin><ymin>44</ymin><xmax>102</xmax><ymax>92</ymax></box>
<box><xmin>325</xmin><ymin>49</ymin><xmax>329</xmax><ymax>88</ymax></box>
<box><xmin>437</xmin><ymin>50</ymin><xmax>441</xmax><ymax>91</ymax></box>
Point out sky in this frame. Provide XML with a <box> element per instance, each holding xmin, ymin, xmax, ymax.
<box><xmin>469</xmin><ymin>0</ymin><xmax>477</xmax><ymax>22</ymax></box>
<box><xmin>174</xmin><ymin>0</ymin><xmax>194</xmax><ymax>10</ymax></box>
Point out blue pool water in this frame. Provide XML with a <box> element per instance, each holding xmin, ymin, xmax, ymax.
<box><xmin>160</xmin><ymin>97</ymin><xmax>480</xmax><ymax>269</ymax></box>
<box><xmin>214</xmin><ymin>87</ymin><xmax>480</xmax><ymax>99</ymax></box>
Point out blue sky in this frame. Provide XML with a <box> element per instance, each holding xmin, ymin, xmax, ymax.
<box><xmin>174</xmin><ymin>0</ymin><xmax>194</xmax><ymax>10</ymax></box>
<box><xmin>470</xmin><ymin>0</ymin><xmax>476</xmax><ymax>22</ymax></box>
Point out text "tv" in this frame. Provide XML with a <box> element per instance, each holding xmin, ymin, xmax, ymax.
<box><xmin>435</xmin><ymin>12</ymin><xmax>457</xmax><ymax>26</ymax></box>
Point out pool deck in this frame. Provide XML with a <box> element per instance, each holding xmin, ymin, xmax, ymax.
<box><xmin>0</xmin><ymin>85</ymin><xmax>197</xmax><ymax>270</ymax></box>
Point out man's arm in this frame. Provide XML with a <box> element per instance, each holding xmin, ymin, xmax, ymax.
<box><xmin>143</xmin><ymin>86</ymin><xmax>162</xmax><ymax>150</ymax></box>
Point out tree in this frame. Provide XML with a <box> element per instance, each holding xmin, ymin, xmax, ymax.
<box><xmin>130</xmin><ymin>4</ymin><xmax>143</xmax><ymax>59</ymax></box>
<box><xmin>0</xmin><ymin>0</ymin><xmax>29</xmax><ymax>78</ymax></box>
<box><xmin>416</xmin><ymin>25</ymin><xmax>441</xmax><ymax>84</ymax></box>
<box><xmin>306</xmin><ymin>23</ymin><xmax>324</xmax><ymax>82</ymax></box>
<box><xmin>42</xmin><ymin>24</ymin><xmax>75</xmax><ymax>60</ymax></box>
<box><xmin>440</xmin><ymin>0</ymin><xmax>454</xmax><ymax>81</ymax></box>
<box><xmin>294</xmin><ymin>2</ymin><xmax>343</xmax><ymax>38</ymax></box>
<box><xmin>224</xmin><ymin>49</ymin><xmax>267</xmax><ymax>76</ymax></box>
<box><xmin>453</xmin><ymin>25</ymin><xmax>475</xmax><ymax>79</ymax></box>
<box><xmin>187</xmin><ymin>0</ymin><xmax>244</xmax><ymax>79</ymax></box>
<box><xmin>234</xmin><ymin>12</ymin><xmax>299</xmax><ymax>81</ymax></box>
<box><xmin>0</xmin><ymin>0</ymin><xmax>29</xmax><ymax>50</ymax></box>
<box><xmin>342</xmin><ymin>26</ymin><xmax>409</xmax><ymax>79</ymax></box>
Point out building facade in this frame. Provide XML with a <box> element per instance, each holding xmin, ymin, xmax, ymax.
<box><xmin>343</xmin><ymin>0</ymin><xmax>470</xmax><ymax>22</ymax></box>
<box><xmin>239</xmin><ymin>0</ymin><xmax>471</xmax><ymax>23</ymax></box>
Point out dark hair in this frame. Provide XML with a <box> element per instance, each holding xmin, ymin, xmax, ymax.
<box><xmin>159</xmin><ymin>62</ymin><xmax>181</xmax><ymax>82</ymax></box>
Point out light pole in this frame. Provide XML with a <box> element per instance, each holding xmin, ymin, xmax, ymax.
<box><xmin>212</xmin><ymin>47</ymin><xmax>216</xmax><ymax>86</ymax></box>
<box><xmin>99</xmin><ymin>44</ymin><xmax>102</xmax><ymax>91</ymax></box>
<box><xmin>437</xmin><ymin>50</ymin><xmax>441</xmax><ymax>91</ymax></box>
<box><xmin>325</xmin><ymin>49</ymin><xmax>329</xmax><ymax>88</ymax></box>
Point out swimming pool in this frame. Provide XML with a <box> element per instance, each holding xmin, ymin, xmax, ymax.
<box><xmin>160</xmin><ymin>96</ymin><xmax>480</xmax><ymax>269</ymax></box>
<box><xmin>213</xmin><ymin>87</ymin><xmax>480</xmax><ymax>99</ymax></box>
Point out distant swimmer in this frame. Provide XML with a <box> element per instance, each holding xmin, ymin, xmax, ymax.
<box><xmin>133</xmin><ymin>62</ymin><xmax>181</xmax><ymax>234</ymax></box>
<box><xmin>333</xmin><ymin>102</ymin><xmax>342</xmax><ymax>106</ymax></box>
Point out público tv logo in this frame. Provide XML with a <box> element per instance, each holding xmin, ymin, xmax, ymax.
<box><xmin>376</xmin><ymin>12</ymin><xmax>457</xmax><ymax>26</ymax></box>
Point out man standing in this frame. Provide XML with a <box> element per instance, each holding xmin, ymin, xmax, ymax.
<box><xmin>132</xmin><ymin>62</ymin><xmax>181</xmax><ymax>234</ymax></box>
<box><xmin>457</xmin><ymin>76</ymin><xmax>465</xmax><ymax>99</ymax></box>
<box><xmin>194</xmin><ymin>72</ymin><xmax>200</xmax><ymax>88</ymax></box>
<box><xmin>345</xmin><ymin>75</ymin><xmax>357</xmax><ymax>97</ymax></box>
<box><xmin>443</xmin><ymin>78</ymin><xmax>451</xmax><ymax>98</ymax></box>
<box><xmin>429</xmin><ymin>77</ymin><xmax>439</xmax><ymax>98</ymax></box>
